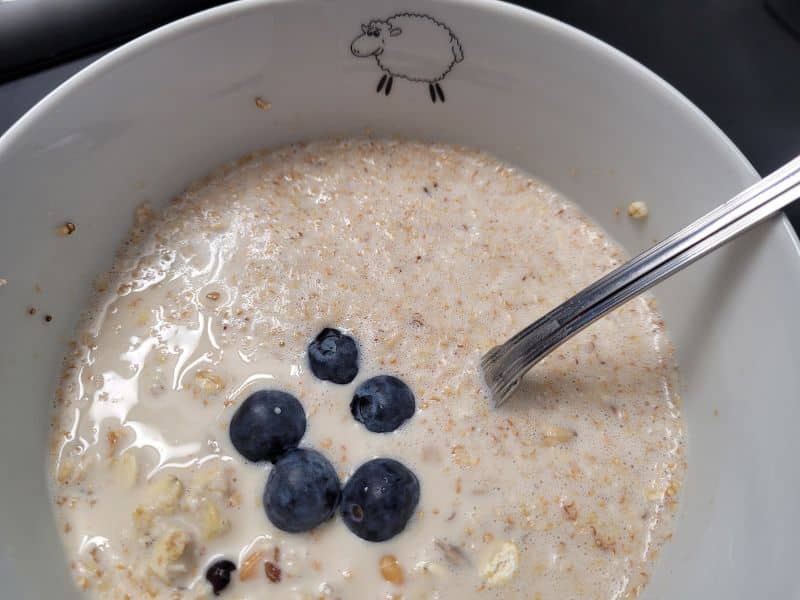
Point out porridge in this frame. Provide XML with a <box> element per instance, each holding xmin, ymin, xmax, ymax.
<box><xmin>49</xmin><ymin>138</ymin><xmax>686</xmax><ymax>599</ymax></box>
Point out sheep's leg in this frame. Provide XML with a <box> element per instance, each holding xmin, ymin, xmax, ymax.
<box><xmin>429</xmin><ymin>83</ymin><xmax>437</xmax><ymax>103</ymax></box>
<box><xmin>376</xmin><ymin>74</ymin><xmax>387</xmax><ymax>93</ymax></box>
<box><xmin>384</xmin><ymin>76</ymin><xmax>393</xmax><ymax>95</ymax></box>
<box><xmin>435</xmin><ymin>83</ymin><xmax>446</xmax><ymax>103</ymax></box>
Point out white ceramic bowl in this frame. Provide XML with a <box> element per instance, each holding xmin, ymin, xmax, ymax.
<box><xmin>2</xmin><ymin>1</ymin><xmax>799</xmax><ymax>597</ymax></box>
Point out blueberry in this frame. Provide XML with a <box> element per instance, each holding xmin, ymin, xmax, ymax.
<box><xmin>205</xmin><ymin>558</ymin><xmax>236</xmax><ymax>595</ymax></box>
<box><xmin>350</xmin><ymin>375</ymin><xmax>415</xmax><ymax>433</ymax></box>
<box><xmin>340</xmin><ymin>458</ymin><xmax>420</xmax><ymax>542</ymax></box>
<box><xmin>264</xmin><ymin>448</ymin><xmax>341</xmax><ymax>533</ymax></box>
<box><xmin>229</xmin><ymin>390</ymin><xmax>306</xmax><ymax>463</ymax></box>
<box><xmin>308</xmin><ymin>328</ymin><xmax>359</xmax><ymax>384</ymax></box>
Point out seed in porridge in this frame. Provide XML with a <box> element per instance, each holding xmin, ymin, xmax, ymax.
<box><xmin>591</xmin><ymin>526</ymin><xmax>617</xmax><ymax>552</ymax></box>
<box><xmin>379</xmin><ymin>555</ymin><xmax>405</xmax><ymax>585</ymax></box>
<box><xmin>264</xmin><ymin>448</ymin><xmax>341</xmax><ymax>533</ymax></box>
<box><xmin>239</xmin><ymin>550</ymin><xmax>264</xmax><ymax>581</ymax></box>
<box><xmin>341</xmin><ymin>458</ymin><xmax>420</xmax><ymax>542</ymax></box>
<box><xmin>229</xmin><ymin>390</ymin><xmax>306</xmax><ymax>462</ymax></box>
<box><xmin>205</xmin><ymin>559</ymin><xmax>236</xmax><ymax>595</ymax></box>
<box><xmin>562</xmin><ymin>500</ymin><xmax>578</xmax><ymax>521</ymax></box>
<box><xmin>451</xmin><ymin>444</ymin><xmax>479</xmax><ymax>467</ymax></box>
<box><xmin>307</xmin><ymin>328</ymin><xmax>359</xmax><ymax>384</ymax></box>
<box><xmin>265</xmin><ymin>561</ymin><xmax>282</xmax><ymax>583</ymax></box>
<box><xmin>541</xmin><ymin>425</ymin><xmax>577</xmax><ymax>446</ymax></box>
<box><xmin>351</xmin><ymin>375</ymin><xmax>415</xmax><ymax>433</ymax></box>
<box><xmin>434</xmin><ymin>538</ymin><xmax>469</xmax><ymax>566</ymax></box>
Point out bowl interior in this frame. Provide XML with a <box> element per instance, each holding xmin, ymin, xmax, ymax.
<box><xmin>2</xmin><ymin>1</ymin><xmax>800</xmax><ymax>598</ymax></box>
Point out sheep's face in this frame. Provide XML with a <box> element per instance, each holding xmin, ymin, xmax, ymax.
<box><xmin>350</xmin><ymin>20</ymin><xmax>400</xmax><ymax>57</ymax></box>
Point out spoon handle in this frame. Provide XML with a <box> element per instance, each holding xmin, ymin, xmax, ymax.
<box><xmin>482</xmin><ymin>155</ymin><xmax>800</xmax><ymax>408</ymax></box>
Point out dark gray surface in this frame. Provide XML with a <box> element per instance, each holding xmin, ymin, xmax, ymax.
<box><xmin>0</xmin><ymin>0</ymin><xmax>234</xmax><ymax>82</ymax></box>
<box><xmin>526</xmin><ymin>1</ymin><xmax>800</xmax><ymax>215</ymax></box>
<box><xmin>1</xmin><ymin>1</ymin><xmax>799</xmax><ymax>232</ymax></box>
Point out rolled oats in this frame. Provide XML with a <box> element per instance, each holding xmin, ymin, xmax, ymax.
<box><xmin>480</xmin><ymin>542</ymin><xmax>519</xmax><ymax>586</ymax></box>
<box><xmin>148</xmin><ymin>528</ymin><xmax>193</xmax><ymax>583</ymax></box>
<box><xmin>627</xmin><ymin>201</ymin><xmax>649</xmax><ymax>219</ymax></box>
<box><xmin>49</xmin><ymin>138</ymin><xmax>685</xmax><ymax>599</ymax></box>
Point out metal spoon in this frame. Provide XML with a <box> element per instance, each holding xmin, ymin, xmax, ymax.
<box><xmin>481</xmin><ymin>155</ymin><xmax>800</xmax><ymax>408</ymax></box>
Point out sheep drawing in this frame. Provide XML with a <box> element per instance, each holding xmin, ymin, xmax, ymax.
<box><xmin>350</xmin><ymin>13</ymin><xmax>463</xmax><ymax>102</ymax></box>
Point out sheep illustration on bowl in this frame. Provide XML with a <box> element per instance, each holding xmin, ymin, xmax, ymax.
<box><xmin>350</xmin><ymin>13</ymin><xmax>463</xmax><ymax>103</ymax></box>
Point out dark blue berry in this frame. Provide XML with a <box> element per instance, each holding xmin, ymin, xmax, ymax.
<box><xmin>308</xmin><ymin>328</ymin><xmax>359</xmax><ymax>384</ymax></box>
<box><xmin>264</xmin><ymin>448</ymin><xmax>341</xmax><ymax>533</ymax></box>
<box><xmin>340</xmin><ymin>458</ymin><xmax>420</xmax><ymax>542</ymax></box>
<box><xmin>351</xmin><ymin>375</ymin><xmax>415</xmax><ymax>433</ymax></box>
<box><xmin>229</xmin><ymin>390</ymin><xmax>306</xmax><ymax>463</ymax></box>
<box><xmin>205</xmin><ymin>559</ymin><xmax>236</xmax><ymax>595</ymax></box>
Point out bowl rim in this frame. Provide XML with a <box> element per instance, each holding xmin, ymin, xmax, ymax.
<box><xmin>4</xmin><ymin>0</ymin><xmax>797</xmax><ymax>250</ymax></box>
<box><xmin>0</xmin><ymin>0</ymin><xmax>774</xmax><ymax>186</ymax></box>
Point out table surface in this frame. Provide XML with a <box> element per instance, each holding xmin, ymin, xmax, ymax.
<box><xmin>2</xmin><ymin>0</ymin><xmax>799</xmax><ymax>232</ymax></box>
